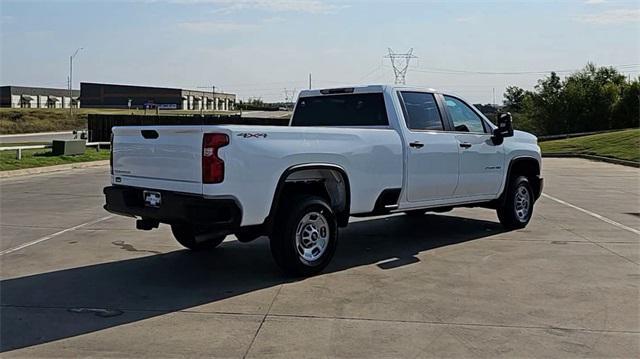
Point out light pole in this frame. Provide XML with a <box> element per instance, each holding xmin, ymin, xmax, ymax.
<box><xmin>69</xmin><ymin>47</ymin><xmax>83</xmax><ymax>117</ymax></box>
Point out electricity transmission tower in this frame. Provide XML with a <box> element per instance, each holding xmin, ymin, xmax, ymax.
<box><xmin>384</xmin><ymin>48</ymin><xmax>417</xmax><ymax>84</ymax></box>
<box><xmin>283</xmin><ymin>88</ymin><xmax>297</xmax><ymax>110</ymax></box>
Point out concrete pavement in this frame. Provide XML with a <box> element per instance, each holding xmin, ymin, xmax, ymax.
<box><xmin>0</xmin><ymin>158</ymin><xmax>638</xmax><ymax>357</ymax></box>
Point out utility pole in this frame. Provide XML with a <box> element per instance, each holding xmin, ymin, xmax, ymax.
<box><xmin>309</xmin><ymin>73</ymin><xmax>312</xmax><ymax>89</ymax></box>
<box><xmin>69</xmin><ymin>47</ymin><xmax>83</xmax><ymax>117</ymax></box>
<box><xmin>492</xmin><ymin>88</ymin><xmax>496</xmax><ymax>106</ymax></box>
<box><xmin>384</xmin><ymin>48</ymin><xmax>417</xmax><ymax>84</ymax></box>
<box><xmin>283</xmin><ymin>88</ymin><xmax>290</xmax><ymax>109</ymax></box>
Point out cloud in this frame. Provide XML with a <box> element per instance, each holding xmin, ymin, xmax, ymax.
<box><xmin>575</xmin><ymin>8</ymin><xmax>640</xmax><ymax>24</ymax></box>
<box><xmin>263</xmin><ymin>16</ymin><xmax>286</xmax><ymax>24</ymax></box>
<box><xmin>0</xmin><ymin>15</ymin><xmax>15</xmax><ymax>25</ymax></box>
<box><xmin>584</xmin><ymin>0</ymin><xmax>607</xmax><ymax>4</ymax></box>
<box><xmin>178</xmin><ymin>21</ymin><xmax>258</xmax><ymax>33</ymax></box>
<box><xmin>455</xmin><ymin>16</ymin><xmax>476</xmax><ymax>23</ymax></box>
<box><xmin>167</xmin><ymin>0</ymin><xmax>346</xmax><ymax>14</ymax></box>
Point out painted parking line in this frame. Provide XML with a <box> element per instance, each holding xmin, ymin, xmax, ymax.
<box><xmin>0</xmin><ymin>215</ymin><xmax>114</xmax><ymax>256</ymax></box>
<box><xmin>542</xmin><ymin>193</ymin><xmax>640</xmax><ymax>236</ymax></box>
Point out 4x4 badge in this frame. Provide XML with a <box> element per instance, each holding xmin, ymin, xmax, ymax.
<box><xmin>237</xmin><ymin>133</ymin><xmax>267</xmax><ymax>138</ymax></box>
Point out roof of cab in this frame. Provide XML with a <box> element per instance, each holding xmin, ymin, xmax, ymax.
<box><xmin>298</xmin><ymin>84</ymin><xmax>439</xmax><ymax>98</ymax></box>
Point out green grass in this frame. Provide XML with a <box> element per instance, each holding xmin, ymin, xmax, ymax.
<box><xmin>0</xmin><ymin>147</ymin><xmax>110</xmax><ymax>171</ymax></box>
<box><xmin>0</xmin><ymin>108</ymin><xmax>240</xmax><ymax>134</ymax></box>
<box><xmin>540</xmin><ymin>129</ymin><xmax>640</xmax><ymax>162</ymax></box>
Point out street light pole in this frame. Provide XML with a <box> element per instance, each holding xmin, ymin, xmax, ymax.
<box><xmin>69</xmin><ymin>47</ymin><xmax>83</xmax><ymax>117</ymax></box>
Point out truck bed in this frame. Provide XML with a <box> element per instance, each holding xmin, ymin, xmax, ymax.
<box><xmin>111</xmin><ymin>124</ymin><xmax>404</xmax><ymax>225</ymax></box>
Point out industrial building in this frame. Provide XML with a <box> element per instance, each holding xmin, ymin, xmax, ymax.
<box><xmin>0</xmin><ymin>86</ymin><xmax>80</xmax><ymax>108</ymax></box>
<box><xmin>80</xmin><ymin>82</ymin><xmax>236</xmax><ymax>111</ymax></box>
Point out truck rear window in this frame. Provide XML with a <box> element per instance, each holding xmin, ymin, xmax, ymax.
<box><xmin>291</xmin><ymin>93</ymin><xmax>388</xmax><ymax>127</ymax></box>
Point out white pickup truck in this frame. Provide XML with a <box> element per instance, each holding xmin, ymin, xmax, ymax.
<box><xmin>104</xmin><ymin>85</ymin><xmax>543</xmax><ymax>276</ymax></box>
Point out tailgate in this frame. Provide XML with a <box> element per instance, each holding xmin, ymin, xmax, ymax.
<box><xmin>112</xmin><ymin>126</ymin><xmax>204</xmax><ymax>194</ymax></box>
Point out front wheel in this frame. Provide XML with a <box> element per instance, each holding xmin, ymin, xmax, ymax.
<box><xmin>270</xmin><ymin>195</ymin><xmax>338</xmax><ymax>277</ymax></box>
<box><xmin>171</xmin><ymin>225</ymin><xmax>226</xmax><ymax>250</ymax></box>
<box><xmin>497</xmin><ymin>176</ymin><xmax>534</xmax><ymax>229</ymax></box>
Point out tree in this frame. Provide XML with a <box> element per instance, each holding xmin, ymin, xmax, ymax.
<box><xmin>503</xmin><ymin>86</ymin><xmax>526</xmax><ymax>112</ymax></box>
<box><xmin>526</xmin><ymin>72</ymin><xmax>564</xmax><ymax>135</ymax></box>
<box><xmin>510</xmin><ymin>64</ymin><xmax>634</xmax><ymax>136</ymax></box>
<box><xmin>561</xmin><ymin>63</ymin><xmax>625</xmax><ymax>132</ymax></box>
<box><xmin>611</xmin><ymin>78</ymin><xmax>640</xmax><ymax>129</ymax></box>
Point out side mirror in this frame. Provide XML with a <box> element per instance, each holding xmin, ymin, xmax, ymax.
<box><xmin>492</xmin><ymin>112</ymin><xmax>514</xmax><ymax>144</ymax></box>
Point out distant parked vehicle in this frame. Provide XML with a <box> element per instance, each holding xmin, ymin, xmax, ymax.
<box><xmin>104</xmin><ymin>85</ymin><xmax>543</xmax><ymax>276</ymax></box>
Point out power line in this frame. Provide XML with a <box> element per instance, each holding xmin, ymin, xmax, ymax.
<box><xmin>408</xmin><ymin>63</ymin><xmax>640</xmax><ymax>76</ymax></box>
<box><xmin>358</xmin><ymin>62</ymin><xmax>384</xmax><ymax>82</ymax></box>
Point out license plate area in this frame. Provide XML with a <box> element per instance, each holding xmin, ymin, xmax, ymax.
<box><xmin>143</xmin><ymin>190</ymin><xmax>161</xmax><ymax>208</ymax></box>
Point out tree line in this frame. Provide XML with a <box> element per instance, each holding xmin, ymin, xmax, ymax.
<box><xmin>500</xmin><ymin>63</ymin><xmax>638</xmax><ymax>136</ymax></box>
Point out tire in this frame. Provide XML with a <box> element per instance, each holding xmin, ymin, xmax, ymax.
<box><xmin>269</xmin><ymin>195</ymin><xmax>338</xmax><ymax>277</ymax></box>
<box><xmin>404</xmin><ymin>210</ymin><xmax>425</xmax><ymax>217</ymax></box>
<box><xmin>235</xmin><ymin>231</ymin><xmax>260</xmax><ymax>243</ymax></box>
<box><xmin>171</xmin><ymin>225</ymin><xmax>226</xmax><ymax>250</ymax></box>
<box><xmin>497</xmin><ymin>176</ymin><xmax>534</xmax><ymax>230</ymax></box>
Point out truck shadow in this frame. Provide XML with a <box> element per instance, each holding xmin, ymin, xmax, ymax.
<box><xmin>1</xmin><ymin>213</ymin><xmax>504</xmax><ymax>352</ymax></box>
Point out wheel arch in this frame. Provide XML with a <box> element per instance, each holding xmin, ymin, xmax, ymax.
<box><xmin>265</xmin><ymin>163</ymin><xmax>351</xmax><ymax>232</ymax></box>
<box><xmin>499</xmin><ymin>156</ymin><xmax>542</xmax><ymax>203</ymax></box>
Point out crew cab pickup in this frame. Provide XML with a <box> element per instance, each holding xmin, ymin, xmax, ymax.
<box><xmin>104</xmin><ymin>85</ymin><xmax>543</xmax><ymax>276</ymax></box>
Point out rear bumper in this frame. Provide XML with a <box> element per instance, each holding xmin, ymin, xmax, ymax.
<box><xmin>103</xmin><ymin>186</ymin><xmax>241</xmax><ymax>229</ymax></box>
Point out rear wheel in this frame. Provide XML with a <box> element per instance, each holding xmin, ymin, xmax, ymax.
<box><xmin>497</xmin><ymin>176</ymin><xmax>534</xmax><ymax>229</ymax></box>
<box><xmin>404</xmin><ymin>210</ymin><xmax>425</xmax><ymax>217</ymax></box>
<box><xmin>171</xmin><ymin>225</ymin><xmax>226</xmax><ymax>250</ymax></box>
<box><xmin>270</xmin><ymin>195</ymin><xmax>338</xmax><ymax>277</ymax></box>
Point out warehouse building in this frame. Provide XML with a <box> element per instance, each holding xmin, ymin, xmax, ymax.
<box><xmin>0</xmin><ymin>86</ymin><xmax>80</xmax><ymax>108</ymax></box>
<box><xmin>80</xmin><ymin>82</ymin><xmax>236</xmax><ymax>111</ymax></box>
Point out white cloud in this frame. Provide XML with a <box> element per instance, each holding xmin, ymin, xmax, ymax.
<box><xmin>584</xmin><ymin>0</ymin><xmax>607</xmax><ymax>4</ymax></box>
<box><xmin>178</xmin><ymin>21</ymin><xmax>258</xmax><ymax>33</ymax></box>
<box><xmin>575</xmin><ymin>8</ymin><xmax>640</xmax><ymax>24</ymax></box>
<box><xmin>166</xmin><ymin>0</ymin><xmax>346</xmax><ymax>14</ymax></box>
<box><xmin>263</xmin><ymin>16</ymin><xmax>286</xmax><ymax>24</ymax></box>
<box><xmin>455</xmin><ymin>16</ymin><xmax>476</xmax><ymax>23</ymax></box>
<box><xmin>0</xmin><ymin>16</ymin><xmax>15</xmax><ymax>25</ymax></box>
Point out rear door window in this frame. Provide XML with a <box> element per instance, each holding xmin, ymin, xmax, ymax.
<box><xmin>291</xmin><ymin>93</ymin><xmax>388</xmax><ymax>127</ymax></box>
<box><xmin>398</xmin><ymin>92</ymin><xmax>444</xmax><ymax>131</ymax></box>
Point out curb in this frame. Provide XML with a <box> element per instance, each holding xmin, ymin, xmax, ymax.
<box><xmin>0</xmin><ymin>160</ymin><xmax>109</xmax><ymax>179</ymax></box>
<box><xmin>542</xmin><ymin>153</ymin><xmax>640</xmax><ymax>168</ymax></box>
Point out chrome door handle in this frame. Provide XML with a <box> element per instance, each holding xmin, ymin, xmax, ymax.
<box><xmin>409</xmin><ymin>141</ymin><xmax>424</xmax><ymax>149</ymax></box>
<box><xmin>459</xmin><ymin>142</ymin><xmax>472</xmax><ymax>149</ymax></box>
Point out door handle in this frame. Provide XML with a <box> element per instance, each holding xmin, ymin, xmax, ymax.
<box><xmin>409</xmin><ymin>141</ymin><xmax>424</xmax><ymax>149</ymax></box>
<box><xmin>459</xmin><ymin>142</ymin><xmax>472</xmax><ymax>149</ymax></box>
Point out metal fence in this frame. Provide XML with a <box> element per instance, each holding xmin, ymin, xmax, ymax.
<box><xmin>87</xmin><ymin>114</ymin><xmax>289</xmax><ymax>142</ymax></box>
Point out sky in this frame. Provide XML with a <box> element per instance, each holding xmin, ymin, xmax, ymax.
<box><xmin>1</xmin><ymin>0</ymin><xmax>639</xmax><ymax>103</ymax></box>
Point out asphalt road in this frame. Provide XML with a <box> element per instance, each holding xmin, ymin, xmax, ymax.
<box><xmin>0</xmin><ymin>131</ymin><xmax>76</xmax><ymax>145</ymax></box>
<box><xmin>0</xmin><ymin>112</ymin><xmax>289</xmax><ymax>146</ymax></box>
<box><xmin>0</xmin><ymin>158</ymin><xmax>638</xmax><ymax>357</ymax></box>
<box><xmin>241</xmin><ymin>110</ymin><xmax>291</xmax><ymax>119</ymax></box>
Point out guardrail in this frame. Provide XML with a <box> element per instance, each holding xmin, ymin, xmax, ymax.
<box><xmin>0</xmin><ymin>142</ymin><xmax>110</xmax><ymax>160</ymax></box>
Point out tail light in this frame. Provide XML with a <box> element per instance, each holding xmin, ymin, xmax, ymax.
<box><xmin>109</xmin><ymin>132</ymin><xmax>114</xmax><ymax>175</ymax></box>
<box><xmin>202</xmin><ymin>133</ymin><xmax>229</xmax><ymax>183</ymax></box>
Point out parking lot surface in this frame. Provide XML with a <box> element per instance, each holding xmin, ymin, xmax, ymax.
<box><xmin>1</xmin><ymin>158</ymin><xmax>638</xmax><ymax>357</ymax></box>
